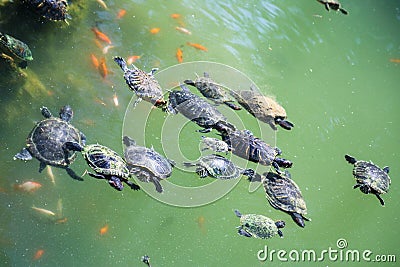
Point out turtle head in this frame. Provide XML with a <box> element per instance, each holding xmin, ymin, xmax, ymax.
<box><xmin>60</xmin><ymin>105</ymin><xmax>73</xmax><ymax>122</ymax></box>
<box><xmin>108</xmin><ymin>176</ymin><xmax>124</xmax><ymax>191</ymax></box>
<box><xmin>275</xmin><ymin>117</ymin><xmax>294</xmax><ymax>130</ymax></box>
<box><xmin>275</xmin><ymin>220</ymin><xmax>286</xmax><ymax>229</ymax></box>
<box><xmin>275</xmin><ymin>157</ymin><xmax>293</xmax><ymax>169</ymax></box>
<box><xmin>123</xmin><ymin>136</ymin><xmax>136</xmax><ymax>147</ymax></box>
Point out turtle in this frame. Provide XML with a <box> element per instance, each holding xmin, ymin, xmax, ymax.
<box><xmin>200</xmin><ymin>136</ymin><xmax>230</xmax><ymax>153</ymax></box>
<box><xmin>0</xmin><ymin>32</ymin><xmax>33</xmax><ymax>68</ymax></box>
<box><xmin>22</xmin><ymin>0</ymin><xmax>71</xmax><ymax>22</ymax></box>
<box><xmin>217</xmin><ymin>128</ymin><xmax>292</xmax><ymax>172</ymax></box>
<box><xmin>345</xmin><ymin>154</ymin><xmax>390</xmax><ymax>206</ymax></box>
<box><xmin>263</xmin><ymin>171</ymin><xmax>309</xmax><ymax>228</ymax></box>
<box><xmin>141</xmin><ymin>255</ymin><xmax>151</xmax><ymax>267</ymax></box>
<box><xmin>183</xmin><ymin>154</ymin><xmax>255</xmax><ymax>180</ymax></box>
<box><xmin>234</xmin><ymin>209</ymin><xmax>285</xmax><ymax>239</ymax></box>
<box><xmin>230</xmin><ymin>87</ymin><xmax>294</xmax><ymax>131</ymax></box>
<box><xmin>317</xmin><ymin>0</ymin><xmax>348</xmax><ymax>15</ymax></box>
<box><xmin>114</xmin><ymin>56</ymin><xmax>167</xmax><ymax>109</ymax></box>
<box><xmin>167</xmin><ymin>84</ymin><xmax>237</xmax><ymax>133</ymax></box>
<box><xmin>64</xmin><ymin>143</ymin><xmax>140</xmax><ymax>191</ymax></box>
<box><xmin>14</xmin><ymin>105</ymin><xmax>86</xmax><ymax>180</ymax></box>
<box><xmin>123</xmin><ymin>136</ymin><xmax>174</xmax><ymax>193</ymax></box>
<box><xmin>184</xmin><ymin>72</ymin><xmax>241</xmax><ymax>110</ymax></box>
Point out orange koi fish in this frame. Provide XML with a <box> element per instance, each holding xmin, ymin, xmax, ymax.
<box><xmin>175</xmin><ymin>26</ymin><xmax>191</xmax><ymax>35</ymax></box>
<box><xmin>170</xmin><ymin>13</ymin><xmax>181</xmax><ymax>19</ymax></box>
<box><xmin>90</xmin><ymin>54</ymin><xmax>99</xmax><ymax>68</ymax></box>
<box><xmin>117</xmin><ymin>9</ymin><xmax>126</xmax><ymax>19</ymax></box>
<box><xmin>33</xmin><ymin>249</ymin><xmax>45</xmax><ymax>260</ymax></box>
<box><xmin>55</xmin><ymin>217</ymin><xmax>68</xmax><ymax>224</ymax></box>
<box><xmin>390</xmin><ymin>58</ymin><xmax>400</xmax><ymax>63</ymax></box>
<box><xmin>150</xmin><ymin>28</ymin><xmax>160</xmax><ymax>34</ymax></box>
<box><xmin>91</xmin><ymin>27</ymin><xmax>112</xmax><ymax>44</ymax></box>
<box><xmin>98</xmin><ymin>57</ymin><xmax>109</xmax><ymax>78</ymax></box>
<box><xmin>176</xmin><ymin>48</ymin><xmax>183</xmax><ymax>63</ymax></box>
<box><xmin>14</xmin><ymin>181</ymin><xmax>42</xmax><ymax>193</ymax></box>
<box><xmin>186</xmin><ymin>42</ymin><xmax>208</xmax><ymax>51</ymax></box>
<box><xmin>100</xmin><ymin>224</ymin><xmax>109</xmax><ymax>235</ymax></box>
<box><xmin>127</xmin><ymin>55</ymin><xmax>141</xmax><ymax>65</ymax></box>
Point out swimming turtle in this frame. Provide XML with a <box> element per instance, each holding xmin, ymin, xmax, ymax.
<box><xmin>200</xmin><ymin>136</ymin><xmax>230</xmax><ymax>153</ymax></box>
<box><xmin>345</xmin><ymin>154</ymin><xmax>390</xmax><ymax>206</ymax></box>
<box><xmin>217</xmin><ymin>129</ymin><xmax>292</xmax><ymax>172</ymax></box>
<box><xmin>22</xmin><ymin>0</ymin><xmax>71</xmax><ymax>22</ymax></box>
<box><xmin>0</xmin><ymin>32</ymin><xmax>33</xmax><ymax>68</ymax></box>
<box><xmin>317</xmin><ymin>0</ymin><xmax>348</xmax><ymax>15</ymax></box>
<box><xmin>65</xmin><ymin>143</ymin><xmax>140</xmax><ymax>191</ymax></box>
<box><xmin>263</xmin><ymin>171</ymin><xmax>309</xmax><ymax>228</ymax></box>
<box><xmin>184</xmin><ymin>72</ymin><xmax>241</xmax><ymax>110</ymax></box>
<box><xmin>168</xmin><ymin>84</ymin><xmax>236</xmax><ymax>133</ymax></box>
<box><xmin>123</xmin><ymin>136</ymin><xmax>174</xmax><ymax>193</ymax></box>
<box><xmin>230</xmin><ymin>87</ymin><xmax>294</xmax><ymax>130</ymax></box>
<box><xmin>114</xmin><ymin>56</ymin><xmax>167</xmax><ymax>109</ymax></box>
<box><xmin>234</xmin><ymin>209</ymin><xmax>285</xmax><ymax>239</ymax></box>
<box><xmin>14</xmin><ymin>106</ymin><xmax>86</xmax><ymax>180</ymax></box>
<box><xmin>183</xmin><ymin>154</ymin><xmax>254</xmax><ymax>180</ymax></box>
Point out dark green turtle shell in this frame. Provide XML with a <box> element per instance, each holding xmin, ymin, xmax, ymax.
<box><xmin>238</xmin><ymin>213</ymin><xmax>280</xmax><ymax>239</ymax></box>
<box><xmin>22</xmin><ymin>0</ymin><xmax>70</xmax><ymax>22</ymax></box>
<box><xmin>352</xmin><ymin>160</ymin><xmax>391</xmax><ymax>194</ymax></box>
<box><xmin>0</xmin><ymin>32</ymin><xmax>33</xmax><ymax>61</ymax></box>
<box><xmin>82</xmin><ymin>144</ymin><xmax>130</xmax><ymax>179</ymax></box>
<box><xmin>197</xmin><ymin>154</ymin><xmax>240</xmax><ymax>179</ymax></box>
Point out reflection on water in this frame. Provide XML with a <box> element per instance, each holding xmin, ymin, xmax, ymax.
<box><xmin>0</xmin><ymin>0</ymin><xmax>399</xmax><ymax>266</ymax></box>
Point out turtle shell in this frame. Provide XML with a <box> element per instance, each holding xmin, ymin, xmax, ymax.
<box><xmin>352</xmin><ymin>160</ymin><xmax>390</xmax><ymax>194</ymax></box>
<box><xmin>238</xmin><ymin>213</ymin><xmax>279</xmax><ymax>239</ymax></box>
<box><xmin>263</xmin><ymin>172</ymin><xmax>307</xmax><ymax>218</ymax></box>
<box><xmin>198</xmin><ymin>154</ymin><xmax>240</xmax><ymax>179</ymax></box>
<box><xmin>0</xmin><ymin>32</ymin><xmax>33</xmax><ymax>62</ymax></box>
<box><xmin>22</xmin><ymin>0</ymin><xmax>70</xmax><ymax>22</ymax></box>
<box><xmin>186</xmin><ymin>73</ymin><xmax>231</xmax><ymax>102</ymax></box>
<box><xmin>82</xmin><ymin>144</ymin><xmax>130</xmax><ymax>179</ymax></box>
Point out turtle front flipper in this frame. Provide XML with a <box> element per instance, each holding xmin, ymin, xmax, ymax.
<box><xmin>152</xmin><ymin>177</ymin><xmax>164</xmax><ymax>193</ymax></box>
<box><xmin>13</xmin><ymin>148</ymin><xmax>33</xmax><ymax>161</ymax></box>
<box><xmin>183</xmin><ymin>79</ymin><xmax>196</xmax><ymax>87</ymax></box>
<box><xmin>290</xmin><ymin>212</ymin><xmax>310</xmax><ymax>228</ymax></box>
<box><xmin>345</xmin><ymin>154</ymin><xmax>357</xmax><ymax>164</ymax></box>
<box><xmin>113</xmin><ymin>56</ymin><xmax>129</xmax><ymax>72</ymax></box>
<box><xmin>374</xmin><ymin>193</ymin><xmax>385</xmax><ymax>206</ymax></box>
<box><xmin>275</xmin><ymin>118</ymin><xmax>294</xmax><ymax>130</ymax></box>
<box><xmin>237</xmin><ymin>226</ymin><xmax>252</xmax><ymax>238</ymax></box>
<box><xmin>38</xmin><ymin>161</ymin><xmax>47</xmax><ymax>173</ymax></box>
<box><xmin>66</xmin><ymin>167</ymin><xmax>84</xmax><ymax>181</ymax></box>
<box><xmin>339</xmin><ymin>8</ymin><xmax>348</xmax><ymax>15</ymax></box>
<box><xmin>324</xmin><ymin>3</ymin><xmax>330</xmax><ymax>11</ymax></box>
<box><xmin>241</xmin><ymin>168</ymin><xmax>255</xmax><ymax>180</ymax></box>
<box><xmin>224</xmin><ymin>101</ymin><xmax>242</xmax><ymax>110</ymax></box>
<box><xmin>124</xmin><ymin>179</ymin><xmax>140</xmax><ymax>191</ymax></box>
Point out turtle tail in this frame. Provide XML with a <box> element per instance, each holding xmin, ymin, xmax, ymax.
<box><xmin>113</xmin><ymin>56</ymin><xmax>128</xmax><ymax>72</ymax></box>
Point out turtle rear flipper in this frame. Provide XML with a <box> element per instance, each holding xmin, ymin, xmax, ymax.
<box><xmin>383</xmin><ymin>166</ymin><xmax>389</xmax><ymax>174</ymax></box>
<box><xmin>113</xmin><ymin>56</ymin><xmax>128</xmax><ymax>72</ymax></box>
<box><xmin>237</xmin><ymin>227</ymin><xmax>252</xmax><ymax>238</ymax></box>
<box><xmin>125</xmin><ymin>179</ymin><xmax>140</xmax><ymax>191</ymax></box>
<box><xmin>374</xmin><ymin>193</ymin><xmax>385</xmax><ymax>206</ymax></box>
<box><xmin>224</xmin><ymin>101</ymin><xmax>242</xmax><ymax>110</ymax></box>
<box><xmin>339</xmin><ymin>8</ymin><xmax>348</xmax><ymax>15</ymax></box>
<box><xmin>275</xmin><ymin>118</ymin><xmax>294</xmax><ymax>130</ymax></box>
<box><xmin>291</xmin><ymin>212</ymin><xmax>309</xmax><ymax>228</ymax></box>
<box><xmin>14</xmin><ymin>148</ymin><xmax>33</xmax><ymax>161</ymax></box>
<box><xmin>66</xmin><ymin>167</ymin><xmax>83</xmax><ymax>181</ymax></box>
<box><xmin>152</xmin><ymin>177</ymin><xmax>163</xmax><ymax>193</ymax></box>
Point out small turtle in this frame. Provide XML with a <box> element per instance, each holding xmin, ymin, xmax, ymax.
<box><xmin>123</xmin><ymin>136</ymin><xmax>174</xmax><ymax>193</ymax></box>
<box><xmin>184</xmin><ymin>72</ymin><xmax>241</xmax><ymax>110</ymax></box>
<box><xmin>141</xmin><ymin>255</ymin><xmax>151</xmax><ymax>267</ymax></box>
<box><xmin>114</xmin><ymin>56</ymin><xmax>167</xmax><ymax>109</ymax></box>
<box><xmin>168</xmin><ymin>84</ymin><xmax>236</xmax><ymax>133</ymax></box>
<box><xmin>230</xmin><ymin>87</ymin><xmax>294</xmax><ymax>130</ymax></box>
<box><xmin>14</xmin><ymin>106</ymin><xmax>86</xmax><ymax>180</ymax></box>
<box><xmin>200</xmin><ymin>136</ymin><xmax>230</xmax><ymax>153</ymax></box>
<box><xmin>0</xmin><ymin>32</ymin><xmax>33</xmax><ymax>68</ymax></box>
<box><xmin>183</xmin><ymin>154</ymin><xmax>254</xmax><ymax>180</ymax></box>
<box><xmin>234</xmin><ymin>209</ymin><xmax>285</xmax><ymax>239</ymax></box>
<box><xmin>22</xmin><ymin>0</ymin><xmax>71</xmax><ymax>22</ymax></box>
<box><xmin>345</xmin><ymin>154</ymin><xmax>390</xmax><ymax>206</ymax></box>
<box><xmin>217</xmin><ymin>129</ymin><xmax>292</xmax><ymax>172</ymax></box>
<box><xmin>65</xmin><ymin>143</ymin><xmax>140</xmax><ymax>191</ymax></box>
<box><xmin>317</xmin><ymin>0</ymin><xmax>348</xmax><ymax>15</ymax></box>
<box><xmin>263</xmin><ymin>171</ymin><xmax>309</xmax><ymax>228</ymax></box>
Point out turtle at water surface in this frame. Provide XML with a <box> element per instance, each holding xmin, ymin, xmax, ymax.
<box><xmin>317</xmin><ymin>0</ymin><xmax>348</xmax><ymax>15</ymax></box>
<box><xmin>14</xmin><ymin>106</ymin><xmax>86</xmax><ymax>180</ymax></box>
<box><xmin>123</xmin><ymin>136</ymin><xmax>174</xmax><ymax>193</ymax></box>
<box><xmin>345</xmin><ymin>154</ymin><xmax>390</xmax><ymax>206</ymax></box>
<box><xmin>114</xmin><ymin>56</ymin><xmax>167</xmax><ymax>109</ymax></box>
<box><xmin>65</xmin><ymin>143</ymin><xmax>140</xmax><ymax>191</ymax></box>
<box><xmin>200</xmin><ymin>136</ymin><xmax>230</xmax><ymax>153</ymax></box>
<box><xmin>0</xmin><ymin>32</ymin><xmax>33</xmax><ymax>68</ymax></box>
<box><xmin>22</xmin><ymin>0</ymin><xmax>71</xmax><ymax>22</ymax></box>
<box><xmin>184</xmin><ymin>72</ymin><xmax>241</xmax><ymax>110</ymax></box>
<box><xmin>234</xmin><ymin>209</ymin><xmax>285</xmax><ymax>239</ymax></box>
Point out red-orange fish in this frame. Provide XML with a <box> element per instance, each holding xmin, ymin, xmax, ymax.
<box><xmin>55</xmin><ymin>217</ymin><xmax>68</xmax><ymax>224</ymax></box>
<box><xmin>98</xmin><ymin>57</ymin><xmax>109</xmax><ymax>78</ymax></box>
<box><xmin>170</xmin><ymin>13</ymin><xmax>181</xmax><ymax>19</ymax></box>
<box><xmin>100</xmin><ymin>224</ymin><xmax>109</xmax><ymax>235</ymax></box>
<box><xmin>127</xmin><ymin>55</ymin><xmax>141</xmax><ymax>65</ymax></box>
<box><xmin>14</xmin><ymin>181</ymin><xmax>42</xmax><ymax>193</ymax></box>
<box><xmin>150</xmin><ymin>28</ymin><xmax>160</xmax><ymax>34</ymax></box>
<box><xmin>186</xmin><ymin>42</ymin><xmax>208</xmax><ymax>51</ymax></box>
<box><xmin>91</xmin><ymin>27</ymin><xmax>112</xmax><ymax>44</ymax></box>
<box><xmin>390</xmin><ymin>58</ymin><xmax>400</xmax><ymax>63</ymax></box>
<box><xmin>175</xmin><ymin>26</ymin><xmax>191</xmax><ymax>35</ymax></box>
<box><xmin>90</xmin><ymin>53</ymin><xmax>99</xmax><ymax>69</ymax></box>
<box><xmin>117</xmin><ymin>9</ymin><xmax>126</xmax><ymax>19</ymax></box>
<box><xmin>33</xmin><ymin>249</ymin><xmax>44</xmax><ymax>260</ymax></box>
<box><xmin>176</xmin><ymin>48</ymin><xmax>183</xmax><ymax>63</ymax></box>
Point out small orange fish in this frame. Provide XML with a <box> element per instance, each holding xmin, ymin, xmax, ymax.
<box><xmin>186</xmin><ymin>42</ymin><xmax>208</xmax><ymax>51</ymax></box>
<box><xmin>91</xmin><ymin>27</ymin><xmax>112</xmax><ymax>44</ymax></box>
<box><xmin>117</xmin><ymin>9</ymin><xmax>126</xmax><ymax>19</ymax></box>
<box><xmin>90</xmin><ymin>54</ymin><xmax>99</xmax><ymax>69</ymax></box>
<box><xmin>170</xmin><ymin>13</ymin><xmax>181</xmax><ymax>19</ymax></box>
<box><xmin>390</xmin><ymin>58</ymin><xmax>400</xmax><ymax>63</ymax></box>
<box><xmin>175</xmin><ymin>26</ymin><xmax>191</xmax><ymax>35</ymax></box>
<box><xmin>14</xmin><ymin>181</ymin><xmax>42</xmax><ymax>193</ymax></box>
<box><xmin>98</xmin><ymin>57</ymin><xmax>109</xmax><ymax>78</ymax></box>
<box><xmin>102</xmin><ymin>45</ymin><xmax>115</xmax><ymax>55</ymax></box>
<box><xmin>55</xmin><ymin>217</ymin><xmax>68</xmax><ymax>224</ymax></box>
<box><xmin>100</xmin><ymin>224</ymin><xmax>109</xmax><ymax>235</ymax></box>
<box><xmin>33</xmin><ymin>249</ymin><xmax>44</xmax><ymax>260</ymax></box>
<box><xmin>176</xmin><ymin>48</ymin><xmax>183</xmax><ymax>63</ymax></box>
<box><xmin>150</xmin><ymin>28</ymin><xmax>160</xmax><ymax>34</ymax></box>
<box><xmin>127</xmin><ymin>55</ymin><xmax>141</xmax><ymax>65</ymax></box>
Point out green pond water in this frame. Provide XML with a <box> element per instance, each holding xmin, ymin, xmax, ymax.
<box><xmin>0</xmin><ymin>0</ymin><xmax>399</xmax><ymax>266</ymax></box>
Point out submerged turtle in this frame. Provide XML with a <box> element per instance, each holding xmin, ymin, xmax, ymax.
<box><xmin>22</xmin><ymin>0</ymin><xmax>71</xmax><ymax>22</ymax></box>
<box><xmin>200</xmin><ymin>136</ymin><xmax>230</xmax><ymax>153</ymax></box>
<box><xmin>168</xmin><ymin>84</ymin><xmax>236</xmax><ymax>133</ymax></box>
<box><xmin>317</xmin><ymin>0</ymin><xmax>348</xmax><ymax>15</ymax></box>
<box><xmin>0</xmin><ymin>32</ymin><xmax>33</xmax><ymax>68</ymax></box>
<box><xmin>218</xmin><ymin>129</ymin><xmax>292</xmax><ymax>172</ymax></box>
<box><xmin>263</xmin><ymin>171</ymin><xmax>309</xmax><ymax>228</ymax></box>
<box><xmin>184</xmin><ymin>72</ymin><xmax>241</xmax><ymax>110</ymax></box>
<box><xmin>14</xmin><ymin>106</ymin><xmax>86</xmax><ymax>180</ymax></box>
<box><xmin>123</xmin><ymin>136</ymin><xmax>174</xmax><ymax>193</ymax></box>
<box><xmin>114</xmin><ymin>56</ymin><xmax>167</xmax><ymax>109</ymax></box>
<box><xmin>234</xmin><ymin>209</ymin><xmax>285</xmax><ymax>239</ymax></box>
<box><xmin>183</xmin><ymin>154</ymin><xmax>254</xmax><ymax>180</ymax></box>
<box><xmin>230</xmin><ymin>87</ymin><xmax>294</xmax><ymax>130</ymax></box>
<box><xmin>65</xmin><ymin>143</ymin><xmax>140</xmax><ymax>191</ymax></box>
<box><xmin>345</xmin><ymin>154</ymin><xmax>390</xmax><ymax>206</ymax></box>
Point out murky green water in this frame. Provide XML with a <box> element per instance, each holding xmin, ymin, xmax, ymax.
<box><xmin>0</xmin><ymin>0</ymin><xmax>399</xmax><ymax>266</ymax></box>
